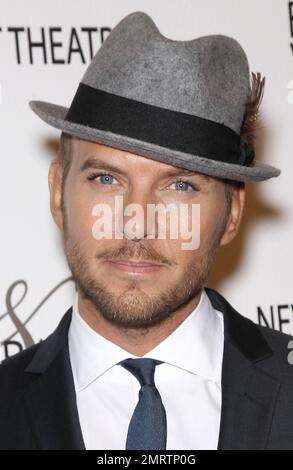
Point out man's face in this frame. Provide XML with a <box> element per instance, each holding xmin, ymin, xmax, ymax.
<box><xmin>50</xmin><ymin>137</ymin><xmax>244</xmax><ymax>329</ymax></box>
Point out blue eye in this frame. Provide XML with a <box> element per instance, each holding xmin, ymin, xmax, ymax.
<box><xmin>99</xmin><ymin>174</ymin><xmax>114</xmax><ymax>184</ymax></box>
<box><xmin>88</xmin><ymin>173</ymin><xmax>117</xmax><ymax>185</ymax></box>
<box><xmin>172</xmin><ymin>180</ymin><xmax>195</xmax><ymax>191</ymax></box>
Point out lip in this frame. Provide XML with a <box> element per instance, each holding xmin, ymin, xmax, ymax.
<box><xmin>106</xmin><ymin>259</ymin><xmax>164</xmax><ymax>274</ymax></box>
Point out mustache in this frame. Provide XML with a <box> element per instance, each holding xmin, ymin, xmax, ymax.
<box><xmin>96</xmin><ymin>243</ymin><xmax>173</xmax><ymax>266</ymax></box>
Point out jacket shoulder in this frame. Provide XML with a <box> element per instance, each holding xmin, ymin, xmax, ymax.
<box><xmin>1</xmin><ymin>343</ymin><xmax>39</xmax><ymax>371</ymax></box>
<box><xmin>0</xmin><ymin>344</ymin><xmax>40</xmax><ymax>389</ymax></box>
<box><xmin>256</xmin><ymin>323</ymin><xmax>293</xmax><ymax>360</ymax></box>
<box><xmin>0</xmin><ymin>310</ymin><xmax>71</xmax><ymax>395</ymax></box>
<box><xmin>0</xmin><ymin>345</ymin><xmax>43</xmax><ymax>414</ymax></box>
<box><xmin>206</xmin><ymin>287</ymin><xmax>293</xmax><ymax>374</ymax></box>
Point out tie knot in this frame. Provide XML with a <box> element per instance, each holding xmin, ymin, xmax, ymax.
<box><xmin>119</xmin><ymin>358</ymin><xmax>163</xmax><ymax>386</ymax></box>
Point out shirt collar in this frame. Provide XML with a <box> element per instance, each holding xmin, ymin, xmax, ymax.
<box><xmin>68</xmin><ymin>288</ymin><xmax>223</xmax><ymax>392</ymax></box>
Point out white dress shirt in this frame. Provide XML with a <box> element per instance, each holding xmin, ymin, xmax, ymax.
<box><xmin>68</xmin><ymin>288</ymin><xmax>224</xmax><ymax>450</ymax></box>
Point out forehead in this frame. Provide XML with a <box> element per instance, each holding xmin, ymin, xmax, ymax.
<box><xmin>71</xmin><ymin>137</ymin><xmax>213</xmax><ymax>182</ymax></box>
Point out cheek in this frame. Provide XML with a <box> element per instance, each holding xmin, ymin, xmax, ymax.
<box><xmin>164</xmin><ymin>238</ymin><xmax>200</xmax><ymax>268</ymax></box>
<box><xmin>199</xmin><ymin>198</ymin><xmax>227</xmax><ymax>246</ymax></box>
<box><xmin>64</xmin><ymin>179</ymin><xmax>98</xmax><ymax>242</ymax></box>
<box><xmin>65</xmin><ymin>183</ymin><xmax>123</xmax><ymax>249</ymax></box>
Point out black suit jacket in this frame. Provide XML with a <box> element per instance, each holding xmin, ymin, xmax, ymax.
<box><xmin>1</xmin><ymin>287</ymin><xmax>293</xmax><ymax>450</ymax></box>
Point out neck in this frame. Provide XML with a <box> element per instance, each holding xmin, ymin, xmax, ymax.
<box><xmin>76</xmin><ymin>289</ymin><xmax>203</xmax><ymax>356</ymax></box>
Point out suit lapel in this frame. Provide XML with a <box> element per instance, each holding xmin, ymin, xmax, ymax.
<box><xmin>205</xmin><ymin>288</ymin><xmax>281</xmax><ymax>450</ymax></box>
<box><xmin>23</xmin><ymin>308</ymin><xmax>85</xmax><ymax>450</ymax></box>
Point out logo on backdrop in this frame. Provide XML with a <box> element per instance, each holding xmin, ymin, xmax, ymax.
<box><xmin>258</xmin><ymin>303</ymin><xmax>293</xmax><ymax>332</ymax></box>
<box><xmin>288</xmin><ymin>2</ymin><xmax>293</xmax><ymax>103</ymax></box>
<box><xmin>0</xmin><ymin>26</ymin><xmax>111</xmax><ymax>64</ymax></box>
<box><xmin>289</xmin><ymin>2</ymin><xmax>293</xmax><ymax>55</ymax></box>
<box><xmin>0</xmin><ymin>277</ymin><xmax>74</xmax><ymax>361</ymax></box>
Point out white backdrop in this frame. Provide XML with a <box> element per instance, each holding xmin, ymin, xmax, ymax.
<box><xmin>0</xmin><ymin>0</ymin><xmax>292</xmax><ymax>361</ymax></box>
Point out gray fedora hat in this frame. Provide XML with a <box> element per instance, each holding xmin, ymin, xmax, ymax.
<box><xmin>29</xmin><ymin>11</ymin><xmax>280</xmax><ymax>182</ymax></box>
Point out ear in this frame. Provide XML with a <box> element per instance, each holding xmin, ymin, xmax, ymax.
<box><xmin>219</xmin><ymin>183</ymin><xmax>246</xmax><ymax>246</ymax></box>
<box><xmin>48</xmin><ymin>159</ymin><xmax>64</xmax><ymax>232</ymax></box>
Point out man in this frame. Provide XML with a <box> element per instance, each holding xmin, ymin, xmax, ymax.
<box><xmin>0</xmin><ymin>11</ymin><xmax>292</xmax><ymax>450</ymax></box>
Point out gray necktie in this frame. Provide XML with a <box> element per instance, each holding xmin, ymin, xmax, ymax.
<box><xmin>119</xmin><ymin>357</ymin><xmax>167</xmax><ymax>450</ymax></box>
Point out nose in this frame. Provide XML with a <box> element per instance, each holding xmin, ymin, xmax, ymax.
<box><xmin>121</xmin><ymin>185</ymin><xmax>157</xmax><ymax>241</ymax></box>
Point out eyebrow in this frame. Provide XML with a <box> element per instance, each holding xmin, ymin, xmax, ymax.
<box><xmin>80</xmin><ymin>157</ymin><xmax>211</xmax><ymax>181</ymax></box>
